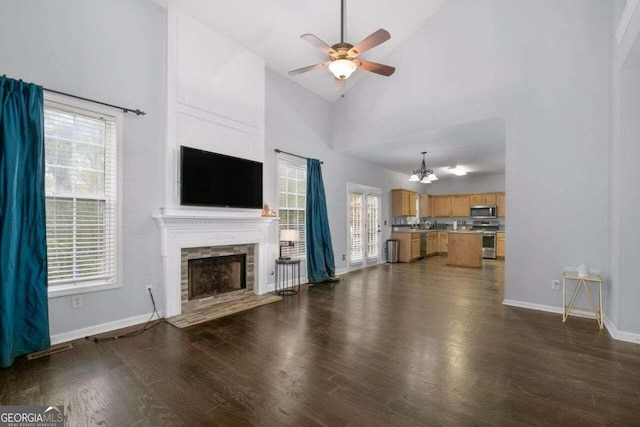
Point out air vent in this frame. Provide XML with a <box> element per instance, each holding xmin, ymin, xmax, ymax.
<box><xmin>27</xmin><ymin>343</ymin><xmax>73</xmax><ymax>360</ymax></box>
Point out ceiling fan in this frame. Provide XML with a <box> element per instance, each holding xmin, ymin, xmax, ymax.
<box><xmin>288</xmin><ymin>0</ymin><xmax>396</xmax><ymax>85</ymax></box>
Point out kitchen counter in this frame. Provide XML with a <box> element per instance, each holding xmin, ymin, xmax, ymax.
<box><xmin>447</xmin><ymin>232</ymin><xmax>482</xmax><ymax>268</ymax></box>
<box><xmin>447</xmin><ymin>230</ymin><xmax>483</xmax><ymax>234</ymax></box>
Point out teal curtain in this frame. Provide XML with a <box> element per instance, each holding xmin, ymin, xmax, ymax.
<box><xmin>306</xmin><ymin>159</ymin><xmax>336</xmax><ymax>283</ymax></box>
<box><xmin>0</xmin><ymin>76</ymin><xmax>50</xmax><ymax>368</ymax></box>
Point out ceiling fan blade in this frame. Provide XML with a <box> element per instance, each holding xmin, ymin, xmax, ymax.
<box><xmin>356</xmin><ymin>59</ymin><xmax>396</xmax><ymax>77</ymax></box>
<box><xmin>288</xmin><ymin>61</ymin><xmax>330</xmax><ymax>76</ymax></box>
<box><xmin>347</xmin><ymin>29</ymin><xmax>391</xmax><ymax>58</ymax></box>
<box><xmin>300</xmin><ymin>34</ymin><xmax>337</xmax><ymax>56</ymax></box>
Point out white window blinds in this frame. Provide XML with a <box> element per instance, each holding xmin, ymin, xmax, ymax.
<box><xmin>44</xmin><ymin>102</ymin><xmax>117</xmax><ymax>287</ymax></box>
<box><xmin>277</xmin><ymin>155</ymin><xmax>306</xmax><ymax>258</ymax></box>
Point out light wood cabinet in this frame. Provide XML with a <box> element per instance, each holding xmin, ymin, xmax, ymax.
<box><xmin>408</xmin><ymin>192</ymin><xmax>417</xmax><ymax>216</ymax></box>
<box><xmin>438</xmin><ymin>232</ymin><xmax>448</xmax><ymax>253</ymax></box>
<box><xmin>483</xmin><ymin>193</ymin><xmax>497</xmax><ymax>205</ymax></box>
<box><xmin>391</xmin><ymin>189</ymin><xmax>417</xmax><ymax>217</ymax></box>
<box><xmin>411</xmin><ymin>235</ymin><xmax>421</xmax><ymax>259</ymax></box>
<box><xmin>432</xmin><ymin>196</ymin><xmax>452</xmax><ymax>217</ymax></box>
<box><xmin>470</xmin><ymin>193</ymin><xmax>498</xmax><ymax>206</ymax></box>
<box><xmin>470</xmin><ymin>194</ymin><xmax>483</xmax><ymax>205</ymax></box>
<box><xmin>427</xmin><ymin>233</ymin><xmax>438</xmax><ymax>256</ymax></box>
<box><xmin>420</xmin><ymin>192</ymin><xmax>506</xmax><ymax>218</ymax></box>
<box><xmin>497</xmin><ymin>193</ymin><xmax>506</xmax><ymax>217</ymax></box>
<box><xmin>391</xmin><ymin>232</ymin><xmax>421</xmax><ymax>262</ymax></box>
<box><xmin>497</xmin><ymin>232</ymin><xmax>505</xmax><ymax>258</ymax></box>
<box><xmin>419</xmin><ymin>194</ymin><xmax>431</xmax><ymax>218</ymax></box>
<box><xmin>451</xmin><ymin>195</ymin><xmax>470</xmax><ymax>217</ymax></box>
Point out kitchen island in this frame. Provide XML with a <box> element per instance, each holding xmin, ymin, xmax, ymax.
<box><xmin>447</xmin><ymin>230</ymin><xmax>483</xmax><ymax>268</ymax></box>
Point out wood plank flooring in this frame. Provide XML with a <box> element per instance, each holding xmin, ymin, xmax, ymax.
<box><xmin>2</xmin><ymin>256</ymin><xmax>640</xmax><ymax>425</ymax></box>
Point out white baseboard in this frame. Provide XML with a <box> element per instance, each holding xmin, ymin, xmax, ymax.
<box><xmin>502</xmin><ymin>299</ymin><xmax>597</xmax><ymax>319</ymax></box>
<box><xmin>603</xmin><ymin>316</ymin><xmax>640</xmax><ymax>344</ymax></box>
<box><xmin>502</xmin><ymin>299</ymin><xmax>640</xmax><ymax>344</ymax></box>
<box><xmin>50</xmin><ymin>312</ymin><xmax>159</xmax><ymax>345</ymax></box>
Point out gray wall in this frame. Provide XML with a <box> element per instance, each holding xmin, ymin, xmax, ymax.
<box><xmin>264</xmin><ymin>69</ymin><xmax>422</xmax><ymax>273</ymax></box>
<box><xmin>333</xmin><ymin>0</ymin><xmax>611</xmax><ymax>317</ymax></box>
<box><xmin>0</xmin><ymin>0</ymin><xmax>166</xmax><ymax>338</ymax></box>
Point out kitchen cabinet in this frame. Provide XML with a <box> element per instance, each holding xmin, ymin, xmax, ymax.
<box><xmin>427</xmin><ymin>233</ymin><xmax>438</xmax><ymax>256</ymax></box>
<box><xmin>391</xmin><ymin>232</ymin><xmax>421</xmax><ymax>262</ymax></box>
<box><xmin>497</xmin><ymin>232</ymin><xmax>505</xmax><ymax>258</ymax></box>
<box><xmin>497</xmin><ymin>193</ymin><xmax>506</xmax><ymax>217</ymax></box>
<box><xmin>421</xmin><ymin>192</ymin><xmax>507</xmax><ymax>218</ymax></box>
<box><xmin>419</xmin><ymin>194</ymin><xmax>432</xmax><ymax>218</ymax></box>
<box><xmin>470</xmin><ymin>194</ymin><xmax>483</xmax><ymax>205</ymax></box>
<box><xmin>448</xmin><ymin>232</ymin><xmax>483</xmax><ymax>268</ymax></box>
<box><xmin>411</xmin><ymin>235</ymin><xmax>421</xmax><ymax>259</ymax></box>
<box><xmin>451</xmin><ymin>195</ymin><xmax>470</xmax><ymax>217</ymax></box>
<box><xmin>438</xmin><ymin>232</ymin><xmax>448</xmax><ymax>253</ymax></box>
<box><xmin>432</xmin><ymin>196</ymin><xmax>452</xmax><ymax>217</ymax></box>
<box><xmin>483</xmin><ymin>193</ymin><xmax>498</xmax><ymax>205</ymax></box>
<box><xmin>471</xmin><ymin>193</ymin><xmax>498</xmax><ymax>205</ymax></box>
<box><xmin>391</xmin><ymin>189</ymin><xmax>417</xmax><ymax>216</ymax></box>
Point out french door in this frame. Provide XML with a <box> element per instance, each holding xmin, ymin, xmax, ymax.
<box><xmin>348</xmin><ymin>185</ymin><xmax>381</xmax><ymax>268</ymax></box>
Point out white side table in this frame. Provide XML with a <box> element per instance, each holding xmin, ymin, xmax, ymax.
<box><xmin>562</xmin><ymin>273</ymin><xmax>603</xmax><ymax>329</ymax></box>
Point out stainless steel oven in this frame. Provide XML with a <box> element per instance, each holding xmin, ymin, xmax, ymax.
<box><xmin>482</xmin><ymin>232</ymin><xmax>497</xmax><ymax>259</ymax></box>
<box><xmin>470</xmin><ymin>205</ymin><xmax>497</xmax><ymax>219</ymax></box>
<box><xmin>472</xmin><ymin>220</ymin><xmax>499</xmax><ymax>259</ymax></box>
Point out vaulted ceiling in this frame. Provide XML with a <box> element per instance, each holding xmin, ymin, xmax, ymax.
<box><xmin>151</xmin><ymin>0</ymin><xmax>505</xmax><ymax>179</ymax></box>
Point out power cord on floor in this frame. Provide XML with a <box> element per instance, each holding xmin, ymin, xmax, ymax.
<box><xmin>85</xmin><ymin>288</ymin><xmax>165</xmax><ymax>343</ymax></box>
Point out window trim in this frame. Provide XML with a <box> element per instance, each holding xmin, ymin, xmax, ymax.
<box><xmin>277</xmin><ymin>154</ymin><xmax>307</xmax><ymax>260</ymax></box>
<box><xmin>44</xmin><ymin>91</ymin><xmax>124</xmax><ymax>299</ymax></box>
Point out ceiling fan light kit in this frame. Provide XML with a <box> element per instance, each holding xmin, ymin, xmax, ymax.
<box><xmin>409</xmin><ymin>152</ymin><xmax>437</xmax><ymax>184</ymax></box>
<box><xmin>329</xmin><ymin>59</ymin><xmax>357</xmax><ymax>80</ymax></box>
<box><xmin>288</xmin><ymin>0</ymin><xmax>395</xmax><ymax>83</ymax></box>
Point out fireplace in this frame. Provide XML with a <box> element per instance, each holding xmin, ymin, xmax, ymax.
<box><xmin>153</xmin><ymin>212</ymin><xmax>278</xmax><ymax>318</ymax></box>
<box><xmin>180</xmin><ymin>244</ymin><xmax>255</xmax><ymax>313</ymax></box>
<box><xmin>188</xmin><ymin>254</ymin><xmax>246</xmax><ymax>300</ymax></box>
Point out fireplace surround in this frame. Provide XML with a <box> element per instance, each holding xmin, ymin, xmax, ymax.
<box><xmin>153</xmin><ymin>211</ymin><xmax>278</xmax><ymax>317</ymax></box>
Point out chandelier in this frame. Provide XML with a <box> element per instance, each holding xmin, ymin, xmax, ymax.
<box><xmin>409</xmin><ymin>152</ymin><xmax>438</xmax><ymax>184</ymax></box>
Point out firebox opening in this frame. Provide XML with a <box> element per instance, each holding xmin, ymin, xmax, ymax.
<box><xmin>188</xmin><ymin>254</ymin><xmax>246</xmax><ymax>300</ymax></box>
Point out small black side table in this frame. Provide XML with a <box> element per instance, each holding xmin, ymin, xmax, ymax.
<box><xmin>275</xmin><ymin>259</ymin><xmax>301</xmax><ymax>295</ymax></box>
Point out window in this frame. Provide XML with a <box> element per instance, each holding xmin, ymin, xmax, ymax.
<box><xmin>44</xmin><ymin>95</ymin><xmax>121</xmax><ymax>296</ymax></box>
<box><xmin>277</xmin><ymin>155</ymin><xmax>306</xmax><ymax>258</ymax></box>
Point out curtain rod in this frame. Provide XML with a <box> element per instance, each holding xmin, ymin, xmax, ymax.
<box><xmin>274</xmin><ymin>149</ymin><xmax>323</xmax><ymax>164</ymax></box>
<box><xmin>44</xmin><ymin>88</ymin><xmax>146</xmax><ymax>116</ymax></box>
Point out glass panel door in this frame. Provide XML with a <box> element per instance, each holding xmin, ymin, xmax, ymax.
<box><xmin>348</xmin><ymin>187</ymin><xmax>381</xmax><ymax>267</ymax></box>
<box><xmin>366</xmin><ymin>194</ymin><xmax>380</xmax><ymax>262</ymax></box>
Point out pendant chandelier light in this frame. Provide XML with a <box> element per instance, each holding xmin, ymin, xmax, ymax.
<box><xmin>409</xmin><ymin>152</ymin><xmax>438</xmax><ymax>184</ymax></box>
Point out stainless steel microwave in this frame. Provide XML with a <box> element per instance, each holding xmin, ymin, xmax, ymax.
<box><xmin>470</xmin><ymin>205</ymin><xmax>497</xmax><ymax>219</ymax></box>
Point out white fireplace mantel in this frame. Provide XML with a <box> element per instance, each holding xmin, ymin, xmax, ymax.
<box><xmin>153</xmin><ymin>210</ymin><xmax>278</xmax><ymax>317</ymax></box>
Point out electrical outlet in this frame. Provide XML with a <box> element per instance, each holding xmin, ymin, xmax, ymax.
<box><xmin>146</xmin><ymin>285</ymin><xmax>152</xmax><ymax>294</ymax></box>
<box><xmin>72</xmin><ymin>295</ymin><xmax>82</xmax><ymax>309</ymax></box>
<box><xmin>552</xmin><ymin>280</ymin><xmax>560</xmax><ymax>290</ymax></box>
<box><xmin>342</xmin><ymin>254</ymin><xmax>346</xmax><ymax>261</ymax></box>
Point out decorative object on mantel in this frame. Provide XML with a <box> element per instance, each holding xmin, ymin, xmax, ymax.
<box><xmin>279</xmin><ymin>229</ymin><xmax>300</xmax><ymax>260</ymax></box>
<box><xmin>261</xmin><ymin>204</ymin><xmax>277</xmax><ymax>217</ymax></box>
<box><xmin>288</xmin><ymin>0</ymin><xmax>395</xmax><ymax>87</ymax></box>
<box><xmin>409</xmin><ymin>152</ymin><xmax>438</xmax><ymax>184</ymax></box>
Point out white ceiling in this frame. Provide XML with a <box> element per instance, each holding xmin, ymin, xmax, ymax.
<box><xmin>151</xmin><ymin>0</ymin><xmax>505</xmax><ymax>179</ymax></box>
<box><xmin>151</xmin><ymin>0</ymin><xmax>449</xmax><ymax>102</ymax></box>
<box><xmin>340</xmin><ymin>118</ymin><xmax>506</xmax><ymax>180</ymax></box>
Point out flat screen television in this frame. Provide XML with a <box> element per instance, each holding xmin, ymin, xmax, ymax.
<box><xmin>180</xmin><ymin>146</ymin><xmax>263</xmax><ymax>209</ymax></box>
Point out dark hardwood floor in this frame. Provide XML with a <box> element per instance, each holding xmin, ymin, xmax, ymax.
<box><xmin>2</xmin><ymin>256</ymin><xmax>640</xmax><ymax>425</ymax></box>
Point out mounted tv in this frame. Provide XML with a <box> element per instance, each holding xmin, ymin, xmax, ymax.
<box><xmin>180</xmin><ymin>146</ymin><xmax>263</xmax><ymax>209</ymax></box>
